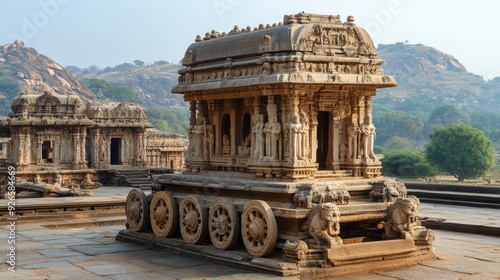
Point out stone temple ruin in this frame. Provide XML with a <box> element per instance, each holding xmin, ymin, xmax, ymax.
<box><xmin>0</xmin><ymin>90</ymin><xmax>186</xmax><ymax>197</ymax></box>
<box><xmin>120</xmin><ymin>13</ymin><xmax>436</xmax><ymax>277</ymax></box>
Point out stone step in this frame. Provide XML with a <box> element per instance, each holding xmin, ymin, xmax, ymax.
<box><xmin>408</xmin><ymin>189</ymin><xmax>500</xmax><ymax>204</ymax></box>
<box><xmin>416</xmin><ymin>197</ymin><xmax>500</xmax><ymax>209</ymax></box>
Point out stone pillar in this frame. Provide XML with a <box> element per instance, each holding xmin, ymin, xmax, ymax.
<box><xmin>80</xmin><ymin>128</ymin><xmax>87</xmax><ymax>166</ymax></box>
<box><xmin>91</xmin><ymin>128</ymin><xmax>100</xmax><ymax>168</ymax></box>
<box><xmin>230</xmin><ymin>104</ymin><xmax>236</xmax><ymax>156</ymax></box>
<box><xmin>36</xmin><ymin>135</ymin><xmax>43</xmax><ymax>164</ymax></box>
<box><xmin>288</xmin><ymin>95</ymin><xmax>301</xmax><ymax>163</ymax></box>
<box><xmin>331</xmin><ymin>101</ymin><xmax>342</xmax><ymax>170</ymax></box>
<box><xmin>310</xmin><ymin>108</ymin><xmax>318</xmax><ymax>164</ymax></box>
<box><xmin>214</xmin><ymin>107</ymin><xmax>221</xmax><ymax>156</ymax></box>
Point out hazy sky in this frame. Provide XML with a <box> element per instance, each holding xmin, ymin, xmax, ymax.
<box><xmin>2</xmin><ymin>0</ymin><xmax>499</xmax><ymax>79</ymax></box>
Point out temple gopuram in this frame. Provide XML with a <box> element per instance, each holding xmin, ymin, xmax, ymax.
<box><xmin>121</xmin><ymin>12</ymin><xmax>436</xmax><ymax>277</ymax></box>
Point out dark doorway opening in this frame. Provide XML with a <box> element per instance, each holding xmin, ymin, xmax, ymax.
<box><xmin>110</xmin><ymin>138</ymin><xmax>122</xmax><ymax>165</ymax></box>
<box><xmin>42</xmin><ymin>140</ymin><xmax>53</xmax><ymax>163</ymax></box>
<box><xmin>317</xmin><ymin>111</ymin><xmax>329</xmax><ymax>170</ymax></box>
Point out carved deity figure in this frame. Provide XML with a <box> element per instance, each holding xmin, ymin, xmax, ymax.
<box><xmin>204</xmin><ymin>125</ymin><xmax>214</xmax><ymax>158</ymax></box>
<box><xmin>191</xmin><ymin>117</ymin><xmax>205</xmax><ymax>158</ymax></box>
<box><xmin>264</xmin><ymin>102</ymin><xmax>281</xmax><ymax>161</ymax></box>
<box><xmin>222</xmin><ymin>134</ymin><xmax>231</xmax><ymax>155</ymax></box>
<box><xmin>301</xmin><ymin>203</ymin><xmax>343</xmax><ymax>247</ymax></box>
<box><xmin>288</xmin><ymin>113</ymin><xmax>302</xmax><ymax>161</ymax></box>
<box><xmin>385</xmin><ymin>195</ymin><xmax>420</xmax><ymax>240</ymax></box>
<box><xmin>360</xmin><ymin>115</ymin><xmax>376</xmax><ymax>160</ymax></box>
<box><xmin>252</xmin><ymin>114</ymin><xmax>264</xmax><ymax>160</ymax></box>
<box><xmin>300</xmin><ymin>110</ymin><xmax>310</xmax><ymax>160</ymax></box>
<box><xmin>240</xmin><ymin>134</ymin><xmax>251</xmax><ymax>155</ymax></box>
<box><xmin>347</xmin><ymin>114</ymin><xmax>360</xmax><ymax>159</ymax></box>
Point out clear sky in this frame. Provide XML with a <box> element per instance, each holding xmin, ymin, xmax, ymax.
<box><xmin>2</xmin><ymin>0</ymin><xmax>499</xmax><ymax>79</ymax></box>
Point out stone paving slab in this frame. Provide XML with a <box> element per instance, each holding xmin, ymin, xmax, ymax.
<box><xmin>83</xmin><ymin>263</ymin><xmax>147</xmax><ymax>276</ymax></box>
<box><xmin>69</xmin><ymin>242</ymin><xmax>146</xmax><ymax>255</ymax></box>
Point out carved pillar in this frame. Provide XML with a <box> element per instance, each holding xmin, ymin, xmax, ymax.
<box><xmin>348</xmin><ymin>94</ymin><xmax>361</xmax><ymax>161</ymax></box>
<box><xmin>72</xmin><ymin>129</ymin><xmax>79</xmax><ymax>167</ymax></box>
<box><xmin>135</xmin><ymin>128</ymin><xmax>147</xmax><ymax>167</ymax></box>
<box><xmin>53</xmin><ymin>135</ymin><xmax>59</xmax><ymax>165</ymax></box>
<box><xmin>186</xmin><ymin>101</ymin><xmax>197</xmax><ymax>161</ymax></box>
<box><xmin>23</xmin><ymin>128</ymin><xmax>31</xmax><ymax>168</ymax></box>
<box><xmin>206</xmin><ymin>101</ymin><xmax>216</xmax><ymax>158</ymax></box>
<box><xmin>80</xmin><ymin>127</ymin><xmax>87</xmax><ymax>166</ymax></box>
<box><xmin>310</xmin><ymin>106</ymin><xmax>318</xmax><ymax>164</ymax></box>
<box><xmin>18</xmin><ymin>132</ymin><xmax>25</xmax><ymax>166</ymax></box>
<box><xmin>332</xmin><ymin>106</ymin><xmax>341</xmax><ymax>170</ymax></box>
<box><xmin>325</xmin><ymin>112</ymin><xmax>333</xmax><ymax>169</ymax></box>
<box><xmin>91</xmin><ymin>128</ymin><xmax>100</xmax><ymax>168</ymax></box>
<box><xmin>230</xmin><ymin>102</ymin><xmax>236</xmax><ymax>156</ymax></box>
<box><xmin>36</xmin><ymin>134</ymin><xmax>43</xmax><ymax>164</ymax></box>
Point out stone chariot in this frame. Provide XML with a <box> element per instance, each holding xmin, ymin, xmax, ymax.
<box><xmin>121</xmin><ymin>12</ymin><xmax>435</xmax><ymax>277</ymax></box>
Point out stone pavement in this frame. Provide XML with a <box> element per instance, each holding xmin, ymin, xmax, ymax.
<box><xmin>1</xmin><ymin>224</ymin><xmax>499</xmax><ymax>279</ymax></box>
<box><xmin>1</xmin><ymin>186</ymin><xmax>500</xmax><ymax>279</ymax></box>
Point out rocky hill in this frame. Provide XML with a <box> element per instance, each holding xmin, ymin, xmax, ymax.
<box><xmin>69</xmin><ymin>62</ymin><xmax>185</xmax><ymax>109</ymax></box>
<box><xmin>377</xmin><ymin>43</ymin><xmax>499</xmax><ymax>113</ymax></box>
<box><xmin>0</xmin><ymin>41</ymin><xmax>96</xmax><ymax>115</ymax></box>
<box><xmin>1</xmin><ymin>41</ymin><xmax>499</xmax><ymax>118</ymax></box>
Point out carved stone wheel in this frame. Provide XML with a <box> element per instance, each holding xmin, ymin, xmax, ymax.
<box><xmin>150</xmin><ymin>191</ymin><xmax>178</xmax><ymax>238</ymax></box>
<box><xmin>179</xmin><ymin>195</ymin><xmax>208</xmax><ymax>244</ymax></box>
<box><xmin>241</xmin><ymin>200</ymin><xmax>278</xmax><ymax>257</ymax></box>
<box><xmin>125</xmin><ymin>188</ymin><xmax>150</xmax><ymax>232</ymax></box>
<box><xmin>208</xmin><ymin>198</ymin><xmax>240</xmax><ymax>250</ymax></box>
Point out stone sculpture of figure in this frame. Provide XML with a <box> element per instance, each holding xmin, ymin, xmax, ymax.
<box><xmin>360</xmin><ymin>115</ymin><xmax>376</xmax><ymax>160</ymax></box>
<box><xmin>264</xmin><ymin>105</ymin><xmax>281</xmax><ymax>161</ymax></box>
<box><xmin>347</xmin><ymin>114</ymin><xmax>359</xmax><ymax>159</ymax></box>
<box><xmin>288</xmin><ymin>113</ymin><xmax>302</xmax><ymax>161</ymax></box>
<box><xmin>261</xmin><ymin>62</ymin><xmax>271</xmax><ymax>75</ymax></box>
<box><xmin>222</xmin><ymin>134</ymin><xmax>230</xmax><ymax>155</ymax></box>
<box><xmin>241</xmin><ymin>134</ymin><xmax>251</xmax><ymax>155</ymax></box>
<box><xmin>191</xmin><ymin>117</ymin><xmax>205</xmax><ymax>158</ymax></box>
<box><xmin>339</xmin><ymin>142</ymin><xmax>347</xmax><ymax>161</ymax></box>
<box><xmin>300</xmin><ymin>110</ymin><xmax>310</xmax><ymax>160</ymax></box>
<box><xmin>385</xmin><ymin>195</ymin><xmax>420</xmax><ymax>240</ymax></box>
<box><xmin>301</xmin><ymin>203</ymin><xmax>343</xmax><ymax>248</ymax></box>
<box><xmin>34</xmin><ymin>174</ymin><xmax>42</xmax><ymax>184</ymax></box>
<box><xmin>204</xmin><ymin>125</ymin><xmax>214</xmax><ymax>158</ymax></box>
<box><xmin>252</xmin><ymin>114</ymin><xmax>264</xmax><ymax>160</ymax></box>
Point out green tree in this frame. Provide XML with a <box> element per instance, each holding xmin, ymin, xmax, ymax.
<box><xmin>425</xmin><ymin>124</ymin><xmax>495</xmax><ymax>182</ymax></box>
<box><xmin>133</xmin><ymin>60</ymin><xmax>145</xmax><ymax>66</ymax></box>
<box><xmin>381</xmin><ymin>149</ymin><xmax>434</xmax><ymax>177</ymax></box>
<box><xmin>81</xmin><ymin>78</ymin><xmax>142</xmax><ymax>105</ymax></box>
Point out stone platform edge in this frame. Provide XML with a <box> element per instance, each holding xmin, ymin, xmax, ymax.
<box><xmin>116</xmin><ymin>229</ymin><xmax>437</xmax><ymax>278</ymax></box>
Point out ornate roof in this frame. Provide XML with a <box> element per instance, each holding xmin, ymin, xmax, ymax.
<box><xmin>87</xmin><ymin>102</ymin><xmax>153</xmax><ymax>128</ymax></box>
<box><xmin>173</xmin><ymin>12</ymin><xmax>396</xmax><ymax>95</ymax></box>
<box><xmin>11</xmin><ymin>90</ymin><xmax>83</xmax><ymax>114</ymax></box>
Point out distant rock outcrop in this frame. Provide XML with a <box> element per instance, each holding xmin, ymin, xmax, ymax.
<box><xmin>377</xmin><ymin>43</ymin><xmax>499</xmax><ymax>112</ymax></box>
<box><xmin>70</xmin><ymin>63</ymin><xmax>186</xmax><ymax>109</ymax></box>
<box><xmin>0</xmin><ymin>40</ymin><xmax>96</xmax><ymax>108</ymax></box>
